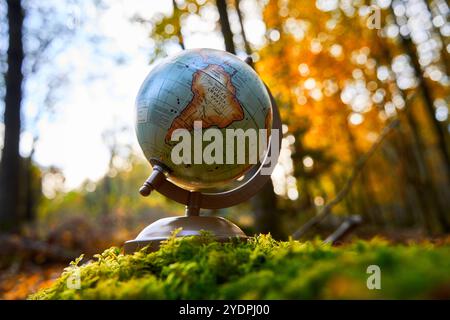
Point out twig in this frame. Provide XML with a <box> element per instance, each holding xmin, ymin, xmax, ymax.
<box><xmin>323</xmin><ymin>215</ymin><xmax>363</xmax><ymax>245</ymax></box>
<box><xmin>292</xmin><ymin>118</ymin><xmax>400</xmax><ymax>239</ymax></box>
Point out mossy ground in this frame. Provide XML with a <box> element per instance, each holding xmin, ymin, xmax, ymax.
<box><xmin>30</xmin><ymin>232</ymin><xmax>450</xmax><ymax>299</ymax></box>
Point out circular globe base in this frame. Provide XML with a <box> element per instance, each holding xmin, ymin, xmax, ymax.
<box><xmin>123</xmin><ymin>216</ymin><xmax>247</xmax><ymax>254</ymax></box>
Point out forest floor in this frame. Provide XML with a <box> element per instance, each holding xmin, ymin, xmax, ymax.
<box><xmin>2</xmin><ymin>217</ymin><xmax>450</xmax><ymax>299</ymax></box>
<box><xmin>0</xmin><ymin>215</ymin><xmax>135</xmax><ymax>299</ymax></box>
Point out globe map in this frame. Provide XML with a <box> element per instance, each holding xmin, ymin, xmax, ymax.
<box><xmin>135</xmin><ymin>48</ymin><xmax>272</xmax><ymax>191</ymax></box>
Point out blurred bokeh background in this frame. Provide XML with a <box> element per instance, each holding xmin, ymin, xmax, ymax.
<box><xmin>0</xmin><ymin>0</ymin><xmax>449</xmax><ymax>299</ymax></box>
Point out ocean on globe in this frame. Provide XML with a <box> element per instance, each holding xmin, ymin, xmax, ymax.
<box><xmin>135</xmin><ymin>48</ymin><xmax>272</xmax><ymax>191</ymax></box>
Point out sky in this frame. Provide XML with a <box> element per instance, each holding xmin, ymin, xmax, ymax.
<box><xmin>28</xmin><ymin>0</ymin><xmax>163</xmax><ymax>190</ymax></box>
<box><xmin>5</xmin><ymin>0</ymin><xmax>267</xmax><ymax>191</ymax></box>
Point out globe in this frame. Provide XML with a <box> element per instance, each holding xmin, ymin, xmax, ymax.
<box><xmin>135</xmin><ymin>48</ymin><xmax>273</xmax><ymax>191</ymax></box>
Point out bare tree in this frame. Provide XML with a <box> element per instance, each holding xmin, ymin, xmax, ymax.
<box><xmin>217</xmin><ymin>0</ymin><xmax>283</xmax><ymax>238</ymax></box>
<box><xmin>216</xmin><ymin>0</ymin><xmax>236</xmax><ymax>54</ymax></box>
<box><xmin>0</xmin><ymin>0</ymin><xmax>25</xmax><ymax>231</ymax></box>
<box><xmin>172</xmin><ymin>0</ymin><xmax>185</xmax><ymax>50</ymax></box>
<box><xmin>234</xmin><ymin>0</ymin><xmax>251</xmax><ymax>55</ymax></box>
<box><xmin>390</xmin><ymin>5</ymin><xmax>450</xmax><ymax>172</ymax></box>
<box><xmin>0</xmin><ymin>0</ymin><xmax>90</xmax><ymax>229</ymax></box>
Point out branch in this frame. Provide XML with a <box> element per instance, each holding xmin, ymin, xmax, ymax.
<box><xmin>323</xmin><ymin>215</ymin><xmax>362</xmax><ymax>245</ymax></box>
<box><xmin>291</xmin><ymin>118</ymin><xmax>400</xmax><ymax>240</ymax></box>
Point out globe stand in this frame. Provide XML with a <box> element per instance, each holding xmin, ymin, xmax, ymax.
<box><xmin>124</xmin><ymin>60</ymin><xmax>281</xmax><ymax>254</ymax></box>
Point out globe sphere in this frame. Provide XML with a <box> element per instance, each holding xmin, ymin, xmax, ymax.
<box><xmin>135</xmin><ymin>48</ymin><xmax>272</xmax><ymax>191</ymax></box>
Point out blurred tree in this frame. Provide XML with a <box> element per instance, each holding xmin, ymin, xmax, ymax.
<box><xmin>0</xmin><ymin>0</ymin><xmax>24</xmax><ymax>231</ymax></box>
<box><xmin>390</xmin><ymin>4</ymin><xmax>450</xmax><ymax>173</ymax></box>
<box><xmin>215</xmin><ymin>0</ymin><xmax>284</xmax><ymax>238</ymax></box>
<box><xmin>172</xmin><ymin>0</ymin><xmax>185</xmax><ymax>49</ymax></box>
<box><xmin>21</xmin><ymin>156</ymin><xmax>42</xmax><ymax>222</ymax></box>
<box><xmin>234</xmin><ymin>0</ymin><xmax>252</xmax><ymax>56</ymax></box>
<box><xmin>216</xmin><ymin>0</ymin><xmax>236</xmax><ymax>53</ymax></box>
<box><xmin>101</xmin><ymin>125</ymin><xmax>131</xmax><ymax>217</ymax></box>
<box><xmin>0</xmin><ymin>0</ymin><xmax>97</xmax><ymax>230</ymax></box>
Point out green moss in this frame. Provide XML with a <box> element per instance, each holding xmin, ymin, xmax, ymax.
<box><xmin>30</xmin><ymin>234</ymin><xmax>450</xmax><ymax>299</ymax></box>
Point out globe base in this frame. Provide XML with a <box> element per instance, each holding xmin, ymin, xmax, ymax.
<box><xmin>123</xmin><ymin>216</ymin><xmax>247</xmax><ymax>254</ymax></box>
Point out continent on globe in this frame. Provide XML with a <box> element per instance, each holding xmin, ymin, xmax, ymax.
<box><xmin>165</xmin><ymin>64</ymin><xmax>244</xmax><ymax>143</ymax></box>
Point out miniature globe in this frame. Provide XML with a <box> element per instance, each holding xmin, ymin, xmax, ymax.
<box><xmin>135</xmin><ymin>48</ymin><xmax>272</xmax><ymax>191</ymax></box>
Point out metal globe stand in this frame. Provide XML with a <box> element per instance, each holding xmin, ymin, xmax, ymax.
<box><xmin>124</xmin><ymin>60</ymin><xmax>282</xmax><ymax>254</ymax></box>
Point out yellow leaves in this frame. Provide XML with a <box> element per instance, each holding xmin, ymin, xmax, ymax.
<box><xmin>255</xmin><ymin>0</ymin><xmax>403</xmax><ymax>184</ymax></box>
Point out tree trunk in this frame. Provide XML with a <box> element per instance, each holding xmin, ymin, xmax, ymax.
<box><xmin>343</xmin><ymin>114</ymin><xmax>383</xmax><ymax>226</ymax></box>
<box><xmin>0</xmin><ymin>0</ymin><xmax>24</xmax><ymax>231</ymax></box>
<box><xmin>216</xmin><ymin>0</ymin><xmax>282</xmax><ymax>238</ymax></box>
<box><xmin>216</xmin><ymin>0</ymin><xmax>236</xmax><ymax>54</ymax></box>
<box><xmin>404</xmin><ymin>106</ymin><xmax>449</xmax><ymax>233</ymax></box>
<box><xmin>390</xmin><ymin>6</ymin><xmax>450</xmax><ymax>177</ymax></box>
<box><xmin>172</xmin><ymin>0</ymin><xmax>185</xmax><ymax>50</ymax></box>
<box><xmin>24</xmin><ymin>156</ymin><xmax>35</xmax><ymax>222</ymax></box>
<box><xmin>424</xmin><ymin>0</ymin><xmax>449</xmax><ymax>75</ymax></box>
<box><xmin>251</xmin><ymin>179</ymin><xmax>284</xmax><ymax>239</ymax></box>
<box><xmin>374</xmin><ymin>17</ymin><xmax>449</xmax><ymax>233</ymax></box>
<box><xmin>234</xmin><ymin>0</ymin><xmax>251</xmax><ymax>55</ymax></box>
